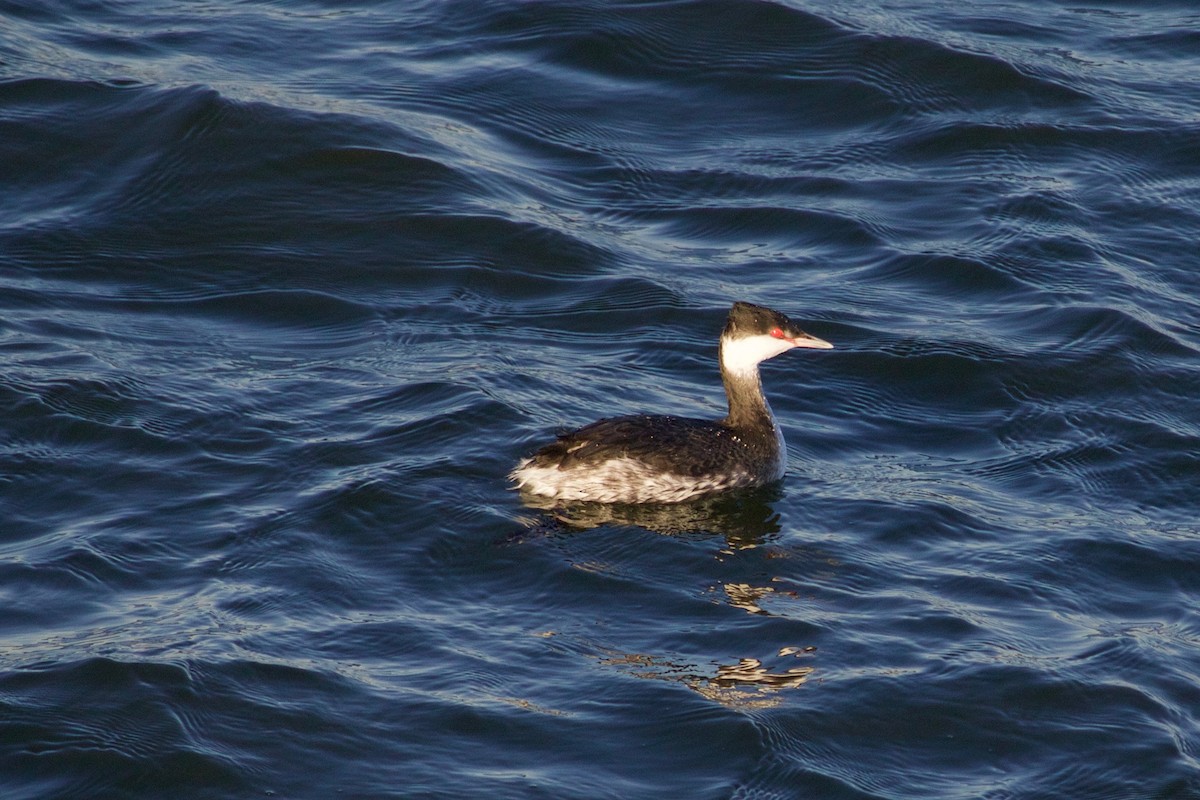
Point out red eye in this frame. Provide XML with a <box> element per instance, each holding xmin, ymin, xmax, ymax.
<box><xmin>769</xmin><ymin>327</ymin><xmax>785</xmax><ymax>339</ymax></box>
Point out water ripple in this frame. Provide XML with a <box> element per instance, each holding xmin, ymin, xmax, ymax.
<box><xmin>3</xmin><ymin>0</ymin><xmax>1200</xmax><ymax>797</ymax></box>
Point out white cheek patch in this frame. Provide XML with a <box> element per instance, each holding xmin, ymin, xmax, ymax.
<box><xmin>720</xmin><ymin>334</ymin><xmax>794</xmax><ymax>377</ymax></box>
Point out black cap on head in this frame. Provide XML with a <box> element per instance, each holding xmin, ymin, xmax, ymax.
<box><xmin>723</xmin><ymin>301</ymin><xmax>833</xmax><ymax>350</ymax></box>
<box><xmin>724</xmin><ymin>302</ymin><xmax>797</xmax><ymax>338</ymax></box>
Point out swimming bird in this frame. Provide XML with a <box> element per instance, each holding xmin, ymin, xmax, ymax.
<box><xmin>511</xmin><ymin>301</ymin><xmax>832</xmax><ymax>504</ymax></box>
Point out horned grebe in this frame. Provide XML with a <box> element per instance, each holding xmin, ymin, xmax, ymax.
<box><xmin>511</xmin><ymin>301</ymin><xmax>833</xmax><ymax>504</ymax></box>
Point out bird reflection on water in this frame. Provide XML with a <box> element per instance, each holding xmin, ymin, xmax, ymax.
<box><xmin>511</xmin><ymin>485</ymin><xmax>820</xmax><ymax>709</ymax></box>
<box><xmin>600</xmin><ymin>647</ymin><xmax>816</xmax><ymax>711</ymax></box>
<box><xmin>514</xmin><ymin>483</ymin><xmax>785</xmax><ymax>547</ymax></box>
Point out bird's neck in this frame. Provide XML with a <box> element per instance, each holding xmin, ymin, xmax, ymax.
<box><xmin>720</xmin><ymin>357</ymin><xmax>776</xmax><ymax>433</ymax></box>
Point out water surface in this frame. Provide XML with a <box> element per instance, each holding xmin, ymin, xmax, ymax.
<box><xmin>2</xmin><ymin>1</ymin><xmax>1199</xmax><ymax>798</ymax></box>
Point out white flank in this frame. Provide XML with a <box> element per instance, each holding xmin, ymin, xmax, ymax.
<box><xmin>511</xmin><ymin>456</ymin><xmax>755</xmax><ymax>504</ymax></box>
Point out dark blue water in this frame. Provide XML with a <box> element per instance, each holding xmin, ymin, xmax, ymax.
<box><xmin>2</xmin><ymin>1</ymin><xmax>1199</xmax><ymax>798</ymax></box>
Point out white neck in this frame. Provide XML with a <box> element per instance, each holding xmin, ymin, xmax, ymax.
<box><xmin>719</xmin><ymin>334</ymin><xmax>794</xmax><ymax>379</ymax></box>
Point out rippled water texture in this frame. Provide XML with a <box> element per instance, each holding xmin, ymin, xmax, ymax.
<box><xmin>2</xmin><ymin>1</ymin><xmax>1199</xmax><ymax>798</ymax></box>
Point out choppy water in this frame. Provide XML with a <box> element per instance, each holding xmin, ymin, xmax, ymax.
<box><xmin>2</xmin><ymin>1</ymin><xmax>1199</xmax><ymax>798</ymax></box>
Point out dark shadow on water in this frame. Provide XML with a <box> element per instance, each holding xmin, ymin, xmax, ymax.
<box><xmin>509</xmin><ymin>484</ymin><xmax>784</xmax><ymax>548</ymax></box>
